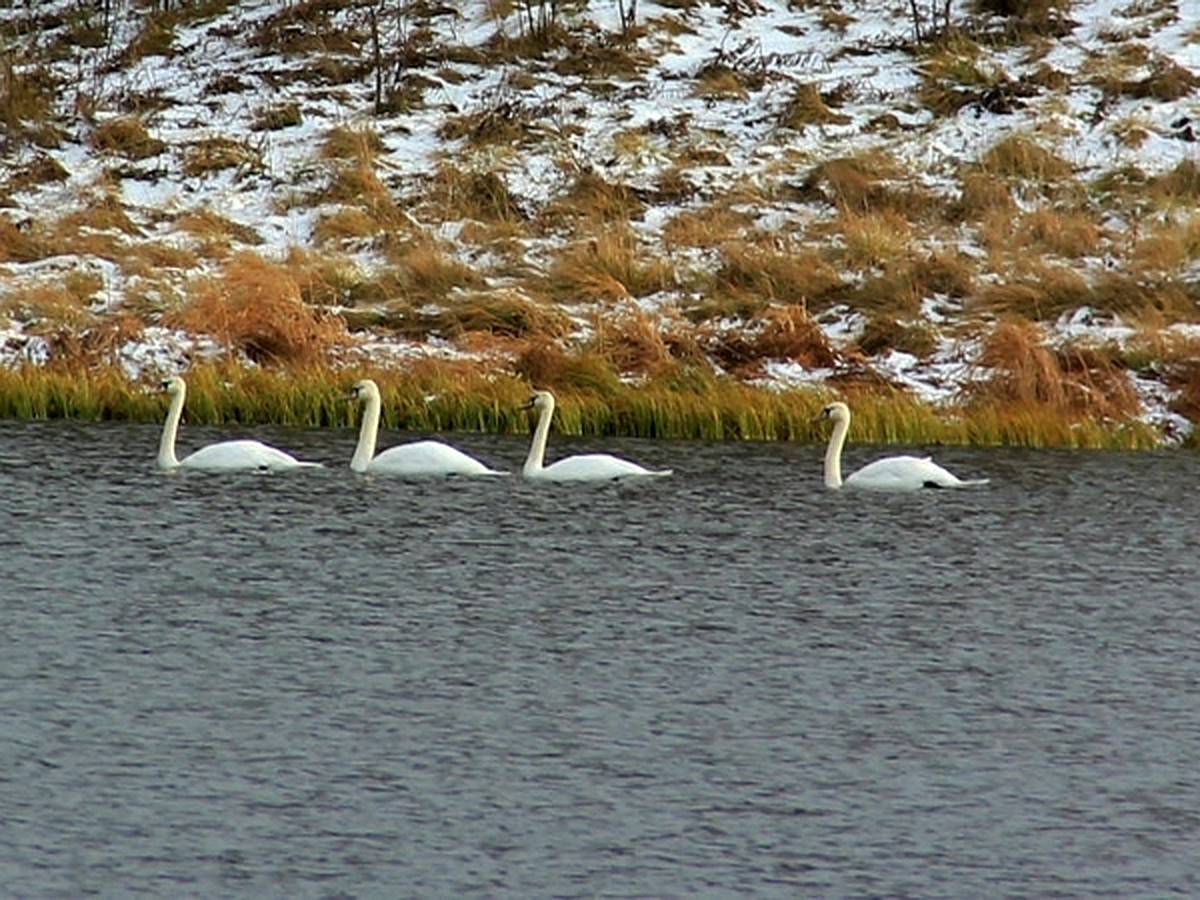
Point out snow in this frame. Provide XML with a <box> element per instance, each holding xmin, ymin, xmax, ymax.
<box><xmin>1</xmin><ymin>0</ymin><xmax>1198</xmax><ymax>442</ymax></box>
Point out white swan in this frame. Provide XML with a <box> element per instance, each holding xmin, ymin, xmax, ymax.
<box><xmin>819</xmin><ymin>401</ymin><xmax>988</xmax><ymax>491</ymax></box>
<box><xmin>521</xmin><ymin>389</ymin><xmax>672</xmax><ymax>482</ymax></box>
<box><xmin>348</xmin><ymin>379</ymin><xmax>504</xmax><ymax>476</ymax></box>
<box><xmin>157</xmin><ymin>376</ymin><xmax>321</xmax><ymax>472</ymax></box>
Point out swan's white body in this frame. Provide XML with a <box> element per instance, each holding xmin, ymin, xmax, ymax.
<box><xmin>521</xmin><ymin>390</ymin><xmax>671</xmax><ymax>482</ymax></box>
<box><xmin>820</xmin><ymin>401</ymin><xmax>987</xmax><ymax>491</ymax></box>
<box><xmin>348</xmin><ymin>379</ymin><xmax>503</xmax><ymax>476</ymax></box>
<box><xmin>157</xmin><ymin>376</ymin><xmax>321</xmax><ymax>472</ymax></box>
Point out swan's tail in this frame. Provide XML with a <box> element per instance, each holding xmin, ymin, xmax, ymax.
<box><xmin>953</xmin><ymin>477</ymin><xmax>989</xmax><ymax>487</ymax></box>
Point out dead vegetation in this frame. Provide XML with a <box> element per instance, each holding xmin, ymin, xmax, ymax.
<box><xmin>0</xmin><ymin>0</ymin><xmax>1197</xmax><ymax>442</ymax></box>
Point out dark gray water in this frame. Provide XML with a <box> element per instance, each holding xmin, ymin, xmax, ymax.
<box><xmin>2</xmin><ymin>418</ymin><xmax>1198</xmax><ymax>897</ymax></box>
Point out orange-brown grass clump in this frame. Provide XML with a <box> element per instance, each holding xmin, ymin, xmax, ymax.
<box><xmin>798</xmin><ymin>152</ymin><xmax>936</xmax><ymax>219</ymax></box>
<box><xmin>380</xmin><ymin>237</ymin><xmax>482</xmax><ymax>305</ymax></box>
<box><xmin>699</xmin><ymin>240</ymin><xmax>843</xmax><ymax>317</ymax></box>
<box><xmin>544</xmin><ymin>230</ymin><xmax>676</xmax><ymax>303</ymax></box>
<box><xmin>89</xmin><ymin>117</ymin><xmax>166</xmax><ymax>160</ymax></box>
<box><xmin>175</xmin><ymin>207</ymin><xmax>263</xmax><ymax>258</ymax></box>
<box><xmin>586</xmin><ymin>304</ymin><xmax>693</xmax><ymax>378</ymax></box>
<box><xmin>165</xmin><ymin>252</ymin><xmax>347</xmax><ymax>365</ymax></box>
<box><xmin>419</xmin><ymin>163</ymin><xmax>527</xmax><ymax>227</ymax></box>
<box><xmin>966</xmin><ymin>319</ymin><xmax>1140</xmax><ymax>426</ymax></box>
<box><xmin>183</xmin><ymin>136</ymin><xmax>264</xmax><ymax>178</ymax></box>
<box><xmin>701</xmin><ymin>304</ymin><xmax>840</xmax><ymax>378</ymax></box>
<box><xmin>0</xmin><ymin>216</ymin><xmax>46</xmax><ymax>263</ymax></box>
<box><xmin>541</xmin><ymin>171</ymin><xmax>645</xmax><ymax>229</ymax></box>
<box><xmin>977</xmin><ymin>134</ymin><xmax>1074</xmax><ymax>184</ymax></box>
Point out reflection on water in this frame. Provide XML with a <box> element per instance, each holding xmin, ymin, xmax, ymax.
<box><xmin>1</xmin><ymin>419</ymin><xmax>1198</xmax><ymax>896</ymax></box>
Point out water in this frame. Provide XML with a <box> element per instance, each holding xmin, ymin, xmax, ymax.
<box><xmin>2</xmin><ymin>418</ymin><xmax>1198</xmax><ymax>897</ymax></box>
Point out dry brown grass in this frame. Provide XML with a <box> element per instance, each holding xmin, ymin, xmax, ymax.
<box><xmin>183</xmin><ymin>136</ymin><xmax>264</xmax><ymax>178</ymax></box>
<box><xmin>662</xmin><ymin>205</ymin><xmax>756</xmax><ymax>249</ymax></box>
<box><xmin>420</xmin><ymin>163</ymin><xmax>527</xmax><ymax>225</ymax></box>
<box><xmin>977</xmin><ymin>134</ymin><xmax>1074</xmax><ymax>182</ymax></box>
<box><xmin>966</xmin><ymin>319</ymin><xmax>1140</xmax><ymax>421</ymax></box>
<box><xmin>0</xmin><ymin>217</ymin><xmax>47</xmax><ymax>263</ymax></box>
<box><xmin>165</xmin><ymin>252</ymin><xmax>347</xmax><ymax>365</ymax></box>
<box><xmin>544</xmin><ymin>230</ymin><xmax>676</xmax><ymax>303</ymax></box>
<box><xmin>703</xmin><ymin>240</ymin><xmax>843</xmax><ymax>313</ymax></box>
<box><xmin>777</xmin><ymin>83</ymin><xmax>851</xmax><ymax>130</ymax></box>
<box><xmin>836</xmin><ymin>209</ymin><xmax>913</xmax><ymax>269</ymax></box>
<box><xmin>701</xmin><ymin>304</ymin><xmax>839</xmax><ymax>378</ymax></box>
<box><xmin>89</xmin><ymin>117</ymin><xmax>166</xmax><ymax>160</ymax></box>
<box><xmin>380</xmin><ymin>237</ymin><xmax>482</xmax><ymax>304</ymax></box>
<box><xmin>174</xmin><ymin>207</ymin><xmax>263</xmax><ymax>257</ymax></box>
<box><xmin>541</xmin><ymin>172</ymin><xmax>646</xmax><ymax>229</ymax></box>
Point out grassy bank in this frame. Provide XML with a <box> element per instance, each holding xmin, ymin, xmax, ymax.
<box><xmin>0</xmin><ymin>363</ymin><xmax>1165</xmax><ymax>449</ymax></box>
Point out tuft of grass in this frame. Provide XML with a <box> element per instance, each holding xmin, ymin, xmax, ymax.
<box><xmin>0</xmin><ymin>216</ymin><xmax>47</xmax><ymax>263</ymax></box>
<box><xmin>701</xmin><ymin>304</ymin><xmax>840</xmax><ymax>378</ymax></box>
<box><xmin>704</xmin><ymin>240</ymin><xmax>843</xmax><ymax>312</ymax></box>
<box><xmin>965</xmin><ymin>319</ymin><xmax>1142</xmax><ymax>426</ymax></box>
<box><xmin>544</xmin><ymin>230</ymin><xmax>676</xmax><ymax>302</ymax></box>
<box><xmin>164</xmin><ymin>252</ymin><xmax>348</xmax><ymax>365</ymax></box>
<box><xmin>183</xmin><ymin>136</ymin><xmax>264</xmax><ymax>178</ymax></box>
<box><xmin>977</xmin><ymin>134</ymin><xmax>1074</xmax><ymax>182</ymax></box>
<box><xmin>542</xmin><ymin>171</ymin><xmax>645</xmax><ymax>228</ymax></box>
<box><xmin>380</xmin><ymin>238</ymin><xmax>482</xmax><ymax>304</ymax></box>
<box><xmin>421</xmin><ymin>162</ymin><xmax>527</xmax><ymax>225</ymax></box>
<box><xmin>777</xmin><ymin>83</ymin><xmax>851</xmax><ymax>130</ymax></box>
<box><xmin>174</xmin><ymin>207</ymin><xmax>263</xmax><ymax>257</ymax></box>
<box><xmin>89</xmin><ymin>117</ymin><xmax>166</xmax><ymax>160</ymax></box>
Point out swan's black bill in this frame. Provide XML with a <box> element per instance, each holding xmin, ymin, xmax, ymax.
<box><xmin>519</xmin><ymin>396</ymin><xmax>537</xmax><ymax>410</ymax></box>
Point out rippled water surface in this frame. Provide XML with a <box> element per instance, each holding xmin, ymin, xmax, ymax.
<box><xmin>2</xmin><ymin>419</ymin><xmax>1199</xmax><ymax>896</ymax></box>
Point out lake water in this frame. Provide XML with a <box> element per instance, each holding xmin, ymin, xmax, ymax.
<box><xmin>1</xmin><ymin>418</ymin><xmax>1198</xmax><ymax>897</ymax></box>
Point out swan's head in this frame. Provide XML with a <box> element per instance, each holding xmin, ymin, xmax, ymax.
<box><xmin>818</xmin><ymin>401</ymin><xmax>850</xmax><ymax>424</ymax></box>
<box><xmin>161</xmin><ymin>376</ymin><xmax>186</xmax><ymax>397</ymax></box>
<box><xmin>348</xmin><ymin>379</ymin><xmax>380</xmax><ymax>402</ymax></box>
<box><xmin>520</xmin><ymin>390</ymin><xmax>554</xmax><ymax>411</ymax></box>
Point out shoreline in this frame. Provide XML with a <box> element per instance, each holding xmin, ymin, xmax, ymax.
<box><xmin>0</xmin><ymin>361</ymin><xmax>1172</xmax><ymax>450</ymax></box>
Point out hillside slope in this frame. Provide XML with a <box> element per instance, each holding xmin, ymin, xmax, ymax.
<box><xmin>1</xmin><ymin>0</ymin><xmax>1198</xmax><ymax>442</ymax></box>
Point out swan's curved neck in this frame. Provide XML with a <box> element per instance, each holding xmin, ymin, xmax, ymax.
<box><xmin>351</xmin><ymin>391</ymin><xmax>381</xmax><ymax>472</ymax></box>
<box><xmin>157</xmin><ymin>386</ymin><xmax>184</xmax><ymax>470</ymax></box>
<box><xmin>523</xmin><ymin>398</ymin><xmax>554</xmax><ymax>476</ymax></box>
<box><xmin>824</xmin><ymin>415</ymin><xmax>848</xmax><ymax>489</ymax></box>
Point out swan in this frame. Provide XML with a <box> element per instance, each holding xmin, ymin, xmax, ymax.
<box><xmin>348</xmin><ymin>379</ymin><xmax>504</xmax><ymax>476</ymax></box>
<box><xmin>521</xmin><ymin>389</ymin><xmax>672</xmax><ymax>482</ymax></box>
<box><xmin>157</xmin><ymin>376</ymin><xmax>321</xmax><ymax>472</ymax></box>
<box><xmin>819</xmin><ymin>401</ymin><xmax>988</xmax><ymax>491</ymax></box>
